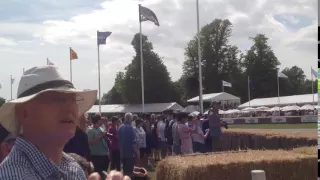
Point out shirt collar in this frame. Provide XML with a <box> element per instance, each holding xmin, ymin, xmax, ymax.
<box><xmin>15</xmin><ymin>136</ymin><xmax>70</xmax><ymax>179</ymax></box>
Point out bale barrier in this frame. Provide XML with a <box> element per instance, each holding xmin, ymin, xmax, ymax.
<box><xmin>156</xmin><ymin>150</ymin><xmax>317</xmax><ymax>180</ymax></box>
<box><xmin>291</xmin><ymin>146</ymin><xmax>318</xmax><ymax>156</ymax></box>
<box><xmin>220</xmin><ymin>129</ymin><xmax>317</xmax><ymax>151</ymax></box>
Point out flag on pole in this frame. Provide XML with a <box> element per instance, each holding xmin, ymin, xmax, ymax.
<box><xmin>277</xmin><ymin>71</ymin><xmax>288</xmax><ymax>78</ymax></box>
<box><xmin>70</xmin><ymin>48</ymin><xmax>78</xmax><ymax>60</ymax></box>
<box><xmin>97</xmin><ymin>31</ymin><xmax>112</xmax><ymax>45</ymax></box>
<box><xmin>139</xmin><ymin>5</ymin><xmax>160</xmax><ymax>26</ymax></box>
<box><xmin>222</xmin><ymin>80</ymin><xmax>232</xmax><ymax>87</ymax></box>
<box><xmin>311</xmin><ymin>68</ymin><xmax>317</xmax><ymax>78</ymax></box>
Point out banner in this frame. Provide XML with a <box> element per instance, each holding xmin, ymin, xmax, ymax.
<box><xmin>245</xmin><ymin>118</ymin><xmax>259</xmax><ymax>124</ymax></box>
<box><xmin>300</xmin><ymin>116</ymin><xmax>317</xmax><ymax>123</ymax></box>
<box><xmin>271</xmin><ymin>117</ymin><xmax>286</xmax><ymax>123</ymax></box>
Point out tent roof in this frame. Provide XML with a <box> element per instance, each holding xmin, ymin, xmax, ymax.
<box><xmin>238</xmin><ymin>94</ymin><xmax>317</xmax><ymax>108</ymax></box>
<box><xmin>87</xmin><ymin>102</ymin><xmax>183</xmax><ymax>113</ymax></box>
<box><xmin>187</xmin><ymin>92</ymin><xmax>240</xmax><ymax>103</ymax></box>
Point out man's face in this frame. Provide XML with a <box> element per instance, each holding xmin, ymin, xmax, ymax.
<box><xmin>212</xmin><ymin>103</ymin><xmax>220</xmax><ymax>110</ymax></box>
<box><xmin>20</xmin><ymin>91</ymin><xmax>79</xmax><ymax>144</ymax></box>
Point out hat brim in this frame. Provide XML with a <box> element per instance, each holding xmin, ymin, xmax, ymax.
<box><xmin>0</xmin><ymin>86</ymin><xmax>97</xmax><ymax>135</ymax></box>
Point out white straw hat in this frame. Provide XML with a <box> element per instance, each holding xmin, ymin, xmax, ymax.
<box><xmin>0</xmin><ymin>66</ymin><xmax>97</xmax><ymax>135</ymax></box>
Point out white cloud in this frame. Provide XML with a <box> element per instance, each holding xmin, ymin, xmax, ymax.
<box><xmin>0</xmin><ymin>37</ymin><xmax>17</xmax><ymax>46</ymax></box>
<box><xmin>0</xmin><ymin>0</ymin><xmax>317</xmax><ymax>101</ymax></box>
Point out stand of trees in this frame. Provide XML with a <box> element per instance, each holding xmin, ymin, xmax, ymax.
<box><xmin>103</xmin><ymin>19</ymin><xmax>317</xmax><ymax>105</ymax></box>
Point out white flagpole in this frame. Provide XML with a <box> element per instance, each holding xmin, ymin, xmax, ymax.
<box><xmin>139</xmin><ymin>4</ymin><xmax>145</xmax><ymax>113</ymax></box>
<box><xmin>97</xmin><ymin>31</ymin><xmax>102</xmax><ymax>114</ymax></box>
<box><xmin>196</xmin><ymin>0</ymin><xmax>203</xmax><ymax>114</ymax></box>
<box><xmin>311</xmin><ymin>67</ymin><xmax>315</xmax><ymax>114</ymax></box>
<box><xmin>23</xmin><ymin>68</ymin><xmax>25</xmax><ymax>74</ymax></box>
<box><xmin>248</xmin><ymin>76</ymin><xmax>251</xmax><ymax>107</ymax></box>
<box><xmin>47</xmin><ymin>58</ymin><xmax>49</xmax><ymax>65</ymax></box>
<box><xmin>69</xmin><ymin>47</ymin><xmax>73</xmax><ymax>83</ymax></box>
<box><xmin>10</xmin><ymin>75</ymin><xmax>12</xmax><ymax>100</ymax></box>
<box><xmin>277</xmin><ymin>69</ymin><xmax>280</xmax><ymax>112</ymax></box>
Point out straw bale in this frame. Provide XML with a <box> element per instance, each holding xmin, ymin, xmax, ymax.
<box><xmin>156</xmin><ymin>150</ymin><xmax>317</xmax><ymax>180</ymax></box>
<box><xmin>221</xmin><ymin>129</ymin><xmax>317</xmax><ymax>150</ymax></box>
<box><xmin>291</xmin><ymin>146</ymin><xmax>317</xmax><ymax>156</ymax></box>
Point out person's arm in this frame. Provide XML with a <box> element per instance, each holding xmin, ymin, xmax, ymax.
<box><xmin>87</xmin><ymin>129</ymin><xmax>105</xmax><ymax>144</ymax></box>
<box><xmin>130</xmin><ymin>127</ymin><xmax>140</xmax><ymax>159</ymax></box>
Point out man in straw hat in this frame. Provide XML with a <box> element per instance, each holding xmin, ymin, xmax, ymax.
<box><xmin>0</xmin><ymin>66</ymin><xmax>97</xmax><ymax>179</ymax></box>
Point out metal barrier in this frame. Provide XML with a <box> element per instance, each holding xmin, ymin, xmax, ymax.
<box><xmin>251</xmin><ymin>170</ymin><xmax>266</xmax><ymax>180</ymax></box>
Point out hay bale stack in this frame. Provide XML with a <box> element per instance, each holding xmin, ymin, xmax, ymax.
<box><xmin>156</xmin><ymin>150</ymin><xmax>317</xmax><ymax>180</ymax></box>
<box><xmin>291</xmin><ymin>146</ymin><xmax>318</xmax><ymax>156</ymax></box>
<box><xmin>221</xmin><ymin>129</ymin><xmax>317</xmax><ymax>150</ymax></box>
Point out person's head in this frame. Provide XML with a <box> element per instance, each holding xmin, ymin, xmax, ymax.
<box><xmin>211</xmin><ymin>101</ymin><xmax>221</xmax><ymax>111</ymax></box>
<box><xmin>144</xmin><ymin>114</ymin><xmax>151</xmax><ymax>121</ymax></box>
<box><xmin>124</xmin><ymin>112</ymin><xmax>133</xmax><ymax>123</ymax></box>
<box><xmin>0</xmin><ymin>125</ymin><xmax>16</xmax><ymax>162</ymax></box>
<box><xmin>132</xmin><ymin>114</ymin><xmax>138</xmax><ymax>122</ymax></box>
<box><xmin>135</xmin><ymin>119</ymin><xmax>143</xmax><ymax>128</ymax></box>
<box><xmin>187</xmin><ymin>115</ymin><xmax>194</xmax><ymax>122</ymax></box>
<box><xmin>150</xmin><ymin>114</ymin><xmax>156</xmax><ymax>123</ymax></box>
<box><xmin>91</xmin><ymin>114</ymin><xmax>103</xmax><ymax>128</ymax></box>
<box><xmin>68</xmin><ymin>153</ymin><xmax>94</xmax><ymax>178</ymax></box>
<box><xmin>176</xmin><ymin>112</ymin><xmax>189</xmax><ymax>123</ymax></box>
<box><xmin>111</xmin><ymin>116</ymin><xmax>120</xmax><ymax>126</ymax></box>
<box><xmin>164</xmin><ymin>109</ymin><xmax>174</xmax><ymax>119</ymax></box>
<box><xmin>0</xmin><ymin>66</ymin><xmax>97</xmax><ymax>148</ymax></box>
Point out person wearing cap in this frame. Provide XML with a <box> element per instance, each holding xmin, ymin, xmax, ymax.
<box><xmin>208</xmin><ymin>101</ymin><xmax>223</xmax><ymax>152</ymax></box>
<box><xmin>0</xmin><ymin>66</ymin><xmax>97</xmax><ymax>179</ymax></box>
<box><xmin>0</xmin><ymin>125</ymin><xmax>16</xmax><ymax>163</ymax></box>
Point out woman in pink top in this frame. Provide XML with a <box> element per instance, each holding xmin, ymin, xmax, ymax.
<box><xmin>178</xmin><ymin>114</ymin><xmax>195</xmax><ymax>155</ymax></box>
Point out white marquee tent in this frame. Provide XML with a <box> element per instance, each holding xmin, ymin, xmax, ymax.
<box><xmin>187</xmin><ymin>92</ymin><xmax>240</xmax><ymax>104</ymax></box>
<box><xmin>238</xmin><ymin>93</ymin><xmax>317</xmax><ymax>108</ymax></box>
<box><xmin>87</xmin><ymin>102</ymin><xmax>183</xmax><ymax>114</ymax></box>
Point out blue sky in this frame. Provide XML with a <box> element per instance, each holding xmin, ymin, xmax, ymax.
<box><xmin>0</xmin><ymin>0</ymin><xmax>317</xmax><ymax>101</ymax></box>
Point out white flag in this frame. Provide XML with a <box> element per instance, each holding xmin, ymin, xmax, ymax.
<box><xmin>311</xmin><ymin>68</ymin><xmax>317</xmax><ymax>78</ymax></box>
<box><xmin>222</xmin><ymin>80</ymin><xmax>232</xmax><ymax>87</ymax></box>
<box><xmin>277</xmin><ymin>71</ymin><xmax>288</xmax><ymax>78</ymax></box>
<box><xmin>47</xmin><ymin>59</ymin><xmax>54</xmax><ymax>65</ymax></box>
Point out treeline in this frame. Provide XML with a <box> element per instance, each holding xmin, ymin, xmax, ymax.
<box><xmin>102</xmin><ymin>19</ymin><xmax>316</xmax><ymax>106</ymax></box>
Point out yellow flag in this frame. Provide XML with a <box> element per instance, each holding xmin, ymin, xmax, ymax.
<box><xmin>70</xmin><ymin>48</ymin><xmax>78</xmax><ymax>60</ymax></box>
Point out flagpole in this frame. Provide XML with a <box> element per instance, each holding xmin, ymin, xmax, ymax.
<box><xmin>10</xmin><ymin>75</ymin><xmax>12</xmax><ymax>100</ymax></box>
<box><xmin>139</xmin><ymin>4</ymin><xmax>145</xmax><ymax>113</ymax></box>
<box><xmin>23</xmin><ymin>68</ymin><xmax>25</xmax><ymax>75</ymax></box>
<box><xmin>97</xmin><ymin>31</ymin><xmax>102</xmax><ymax>114</ymax></box>
<box><xmin>277</xmin><ymin>69</ymin><xmax>280</xmax><ymax>112</ymax></box>
<box><xmin>69</xmin><ymin>47</ymin><xmax>73</xmax><ymax>83</ymax></box>
<box><xmin>248</xmin><ymin>76</ymin><xmax>251</xmax><ymax>107</ymax></box>
<box><xmin>311</xmin><ymin>67</ymin><xmax>315</xmax><ymax>114</ymax></box>
<box><xmin>196</xmin><ymin>0</ymin><xmax>203</xmax><ymax>114</ymax></box>
<box><xmin>47</xmin><ymin>58</ymin><xmax>49</xmax><ymax>65</ymax></box>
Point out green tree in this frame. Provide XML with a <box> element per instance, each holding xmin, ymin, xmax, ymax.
<box><xmin>121</xmin><ymin>33</ymin><xmax>180</xmax><ymax>104</ymax></box>
<box><xmin>243</xmin><ymin>34</ymin><xmax>280</xmax><ymax>99</ymax></box>
<box><xmin>0</xmin><ymin>97</ymin><xmax>5</xmax><ymax>107</ymax></box>
<box><xmin>182</xmin><ymin>19</ymin><xmax>244</xmax><ymax>103</ymax></box>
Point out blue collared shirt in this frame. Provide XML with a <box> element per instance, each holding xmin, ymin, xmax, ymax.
<box><xmin>0</xmin><ymin>136</ymin><xmax>86</xmax><ymax>180</ymax></box>
<box><xmin>118</xmin><ymin>121</ymin><xmax>136</xmax><ymax>159</ymax></box>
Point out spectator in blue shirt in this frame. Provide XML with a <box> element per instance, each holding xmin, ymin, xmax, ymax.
<box><xmin>118</xmin><ymin>112</ymin><xmax>140</xmax><ymax>178</ymax></box>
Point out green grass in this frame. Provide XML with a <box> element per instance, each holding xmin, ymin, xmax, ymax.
<box><xmin>229</xmin><ymin>123</ymin><xmax>317</xmax><ymax>129</ymax></box>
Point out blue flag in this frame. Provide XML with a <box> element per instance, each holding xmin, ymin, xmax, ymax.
<box><xmin>97</xmin><ymin>31</ymin><xmax>112</xmax><ymax>45</ymax></box>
